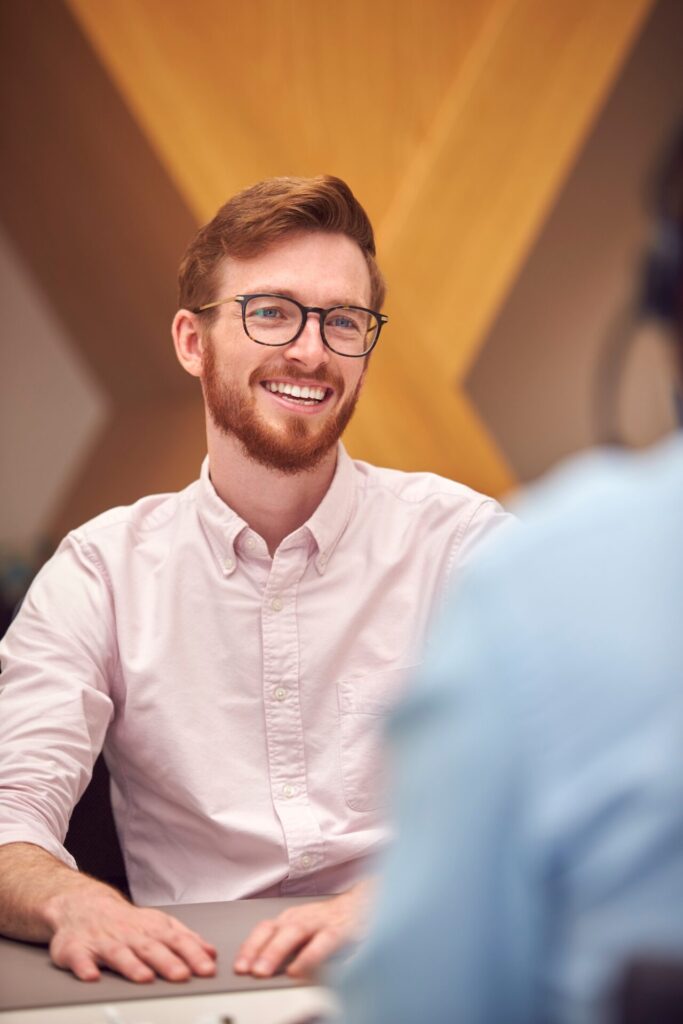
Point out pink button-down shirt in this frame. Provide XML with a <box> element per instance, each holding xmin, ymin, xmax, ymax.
<box><xmin>0</xmin><ymin>446</ymin><xmax>509</xmax><ymax>906</ymax></box>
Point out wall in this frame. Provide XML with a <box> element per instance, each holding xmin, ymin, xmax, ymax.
<box><xmin>1</xmin><ymin>0</ymin><xmax>673</xmax><ymax>568</ymax></box>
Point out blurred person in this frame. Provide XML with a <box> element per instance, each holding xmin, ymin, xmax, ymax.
<box><xmin>337</xmin><ymin>133</ymin><xmax>683</xmax><ymax>1024</ymax></box>
<box><xmin>0</xmin><ymin>177</ymin><xmax>509</xmax><ymax>985</ymax></box>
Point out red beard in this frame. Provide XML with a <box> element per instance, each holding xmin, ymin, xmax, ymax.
<box><xmin>201</xmin><ymin>340</ymin><xmax>363</xmax><ymax>474</ymax></box>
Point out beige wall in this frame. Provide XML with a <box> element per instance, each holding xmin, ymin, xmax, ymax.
<box><xmin>0</xmin><ymin>225</ymin><xmax>107</xmax><ymax>550</ymax></box>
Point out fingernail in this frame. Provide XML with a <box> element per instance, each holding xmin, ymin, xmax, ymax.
<box><xmin>198</xmin><ymin>959</ymin><xmax>216</xmax><ymax>974</ymax></box>
<box><xmin>233</xmin><ymin>958</ymin><xmax>248</xmax><ymax>972</ymax></box>
<box><xmin>254</xmin><ymin>958</ymin><xmax>271</xmax><ymax>976</ymax></box>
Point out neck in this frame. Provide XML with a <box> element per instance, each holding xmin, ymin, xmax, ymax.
<box><xmin>206</xmin><ymin>425</ymin><xmax>338</xmax><ymax>556</ymax></box>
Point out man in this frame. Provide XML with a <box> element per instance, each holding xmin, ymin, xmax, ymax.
<box><xmin>0</xmin><ymin>176</ymin><xmax>508</xmax><ymax>985</ymax></box>
<box><xmin>337</xmin><ymin>136</ymin><xmax>683</xmax><ymax>1023</ymax></box>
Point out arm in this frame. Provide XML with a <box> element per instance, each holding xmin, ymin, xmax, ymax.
<box><xmin>0</xmin><ymin>540</ymin><xmax>216</xmax><ymax>982</ymax></box>
<box><xmin>0</xmin><ymin>842</ymin><xmax>216</xmax><ymax>982</ymax></box>
<box><xmin>234</xmin><ymin>878</ymin><xmax>374</xmax><ymax>979</ymax></box>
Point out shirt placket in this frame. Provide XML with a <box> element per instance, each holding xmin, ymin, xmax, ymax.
<box><xmin>261</xmin><ymin>543</ymin><xmax>326</xmax><ymax>894</ymax></box>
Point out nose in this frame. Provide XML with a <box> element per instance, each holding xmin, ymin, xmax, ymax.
<box><xmin>283</xmin><ymin>311</ymin><xmax>330</xmax><ymax>371</ymax></box>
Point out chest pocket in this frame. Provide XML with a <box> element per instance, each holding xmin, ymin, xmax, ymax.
<box><xmin>337</xmin><ymin>665</ymin><xmax>418</xmax><ymax>813</ymax></box>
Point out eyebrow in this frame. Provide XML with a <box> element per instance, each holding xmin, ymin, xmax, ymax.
<box><xmin>244</xmin><ymin>287</ymin><xmax>371</xmax><ymax>308</ymax></box>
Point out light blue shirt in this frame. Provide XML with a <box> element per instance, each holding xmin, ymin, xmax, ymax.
<box><xmin>337</xmin><ymin>436</ymin><xmax>683</xmax><ymax>1024</ymax></box>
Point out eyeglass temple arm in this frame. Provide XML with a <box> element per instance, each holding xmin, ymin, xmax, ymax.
<box><xmin>195</xmin><ymin>295</ymin><xmax>244</xmax><ymax>313</ymax></box>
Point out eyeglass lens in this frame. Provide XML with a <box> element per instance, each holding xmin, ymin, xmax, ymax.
<box><xmin>243</xmin><ymin>296</ymin><xmax>378</xmax><ymax>355</ymax></box>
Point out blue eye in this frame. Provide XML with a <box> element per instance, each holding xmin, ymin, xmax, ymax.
<box><xmin>252</xmin><ymin>306</ymin><xmax>282</xmax><ymax>319</ymax></box>
<box><xmin>328</xmin><ymin>314</ymin><xmax>360</xmax><ymax>332</ymax></box>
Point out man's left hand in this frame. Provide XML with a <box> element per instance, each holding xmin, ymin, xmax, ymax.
<box><xmin>233</xmin><ymin>880</ymin><xmax>372</xmax><ymax>980</ymax></box>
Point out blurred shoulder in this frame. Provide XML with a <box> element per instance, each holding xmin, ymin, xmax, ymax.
<box><xmin>472</xmin><ymin>434</ymin><xmax>683</xmax><ymax>584</ymax></box>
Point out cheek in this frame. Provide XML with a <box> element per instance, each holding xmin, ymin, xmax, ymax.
<box><xmin>349</xmin><ymin>364</ymin><xmax>367</xmax><ymax>395</ymax></box>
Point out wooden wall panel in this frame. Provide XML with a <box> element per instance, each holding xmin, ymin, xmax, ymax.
<box><xmin>0</xmin><ymin>0</ymin><xmax>205</xmax><ymax>542</ymax></box>
<box><xmin>353</xmin><ymin>0</ymin><xmax>653</xmax><ymax>492</ymax></box>
<box><xmin>0</xmin><ymin>0</ymin><xmax>198</xmax><ymax>404</ymax></box>
<box><xmin>3</xmin><ymin>0</ymin><xmax>655</xmax><ymax>533</ymax></box>
<box><xmin>467</xmin><ymin>0</ymin><xmax>683</xmax><ymax>480</ymax></box>
<box><xmin>67</xmin><ymin>0</ymin><xmax>653</xmax><ymax>496</ymax></box>
<box><xmin>67</xmin><ymin>0</ymin><xmax>501</xmax><ymax>224</ymax></box>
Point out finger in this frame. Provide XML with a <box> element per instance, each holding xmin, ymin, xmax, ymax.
<box><xmin>94</xmin><ymin>941</ymin><xmax>156</xmax><ymax>983</ymax></box>
<box><xmin>233</xmin><ymin>919</ymin><xmax>277</xmax><ymax>972</ymax></box>
<box><xmin>286</xmin><ymin>927</ymin><xmax>346</xmax><ymax>980</ymax></box>
<box><xmin>250</xmin><ymin>923</ymin><xmax>312</xmax><ymax>977</ymax></box>
<box><xmin>129</xmin><ymin>936</ymin><xmax>195</xmax><ymax>982</ymax></box>
<box><xmin>50</xmin><ymin>941</ymin><xmax>101</xmax><ymax>982</ymax></box>
<box><xmin>167</xmin><ymin>931</ymin><xmax>217</xmax><ymax>976</ymax></box>
<box><xmin>180</xmin><ymin>927</ymin><xmax>217</xmax><ymax>959</ymax></box>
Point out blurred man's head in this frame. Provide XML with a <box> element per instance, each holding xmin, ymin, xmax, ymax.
<box><xmin>642</xmin><ymin>130</ymin><xmax>683</xmax><ymax>352</ymax></box>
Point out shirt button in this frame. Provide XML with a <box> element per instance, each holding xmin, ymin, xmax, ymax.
<box><xmin>301</xmin><ymin>854</ymin><xmax>312</xmax><ymax>869</ymax></box>
<box><xmin>223</xmin><ymin>557</ymin><xmax>234</xmax><ymax>572</ymax></box>
<box><xmin>271</xmin><ymin>596</ymin><xmax>283</xmax><ymax>612</ymax></box>
<box><xmin>282</xmin><ymin>784</ymin><xmax>297</xmax><ymax>799</ymax></box>
<box><xmin>274</xmin><ymin>687</ymin><xmax>287</xmax><ymax>701</ymax></box>
<box><xmin>245</xmin><ymin>536</ymin><xmax>256</xmax><ymax>550</ymax></box>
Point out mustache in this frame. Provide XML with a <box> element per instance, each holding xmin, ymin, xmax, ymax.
<box><xmin>250</xmin><ymin>361</ymin><xmax>344</xmax><ymax>390</ymax></box>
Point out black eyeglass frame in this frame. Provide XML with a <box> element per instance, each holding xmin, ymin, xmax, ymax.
<box><xmin>193</xmin><ymin>293</ymin><xmax>389</xmax><ymax>358</ymax></box>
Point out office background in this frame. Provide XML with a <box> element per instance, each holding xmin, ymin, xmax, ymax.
<box><xmin>1</xmin><ymin>0</ymin><xmax>683</xmax><ymax>591</ymax></box>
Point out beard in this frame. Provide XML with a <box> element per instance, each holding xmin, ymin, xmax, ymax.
<box><xmin>201</xmin><ymin>339</ymin><xmax>363</xmax><ymax>474</ymax></box>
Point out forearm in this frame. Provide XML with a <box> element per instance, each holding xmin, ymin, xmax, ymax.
<box><xmin>0</xmin><ymin>841</ymin><xmax>124</xmax><ymax>943</ymax></box>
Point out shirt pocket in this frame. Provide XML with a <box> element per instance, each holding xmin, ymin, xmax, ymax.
<box><xmin>337</xmin><ymin>665</ymin><xmax>418</xmax><ymax>813</ymax></box>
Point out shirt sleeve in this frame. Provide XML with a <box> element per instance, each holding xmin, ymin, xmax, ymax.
<box><xmin>447</xmin><ymin>497</ymin><xmax>516</xmax><ymax>586</ymax></box>
<box><xmin>0</xmin><ymin>535</ymin><xmax>116</xmax><ymax>866</ymax></box>
<box><xmin>334</xmin><ymin>575</ymin><xmax>540</xmax><ymax>1024</ymax></box>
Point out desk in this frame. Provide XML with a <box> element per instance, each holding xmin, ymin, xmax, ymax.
<box><xmin>0</xmin><ymin>898</ymin><xmax>338</xmax><ymax>1024</ymax></box>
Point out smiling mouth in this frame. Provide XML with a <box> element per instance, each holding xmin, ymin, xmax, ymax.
<box><xmin>261</xmin><ymin>381</ymin><xmax>332</xmax><ymax>406</ymax></box>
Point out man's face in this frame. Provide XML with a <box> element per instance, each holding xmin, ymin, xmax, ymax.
<box><xmin>200</xmin><ymin>231</ymin><xmax>371</xmax><ymax>474</ymax></box>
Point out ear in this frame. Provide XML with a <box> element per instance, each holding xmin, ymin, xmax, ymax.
<box><xmin>172</xmin><ymin>309</ymin><xmax>205</xmax><ymax>378</ymax></box>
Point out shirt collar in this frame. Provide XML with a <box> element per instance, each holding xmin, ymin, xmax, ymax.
<box><xmin>196</xmin><ymin>456</ymin><xmax>247</xmax><ymax>577</ymax></box>
<box><xmin>195</xmin><ymin>444</ymin><xmax>358</xmax><ymax>576</ymax></box>
<box><xmin>305</xmin><ymin>443</ymin><xmax>358</xmax><ymax>574</ymax></box>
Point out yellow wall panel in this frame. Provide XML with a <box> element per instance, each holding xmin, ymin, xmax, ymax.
<box><xmin>65</xmin><ymin>0</ymin><xmax>652</xmax><ymax>497</ymax></box>
<box><xmin>67</xmin><ymin>0</ymin><xmax>500</xmax><ymax>225</ymax></box>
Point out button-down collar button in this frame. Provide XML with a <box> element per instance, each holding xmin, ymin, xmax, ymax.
<box><xmin>300</xmin><ymin>853</ymin><xmax>312</xmax><ymax>869</ymax></box>
<box><xmin>316</xmin><ymin>553</ymin><xmax>327</xmax><ymax>571</ymax></box>
<box><xmin>223</xmin><ymin>557</ymin><xmax>235</xmax><ymax>573</ymax></box>
<box><xmin>271</xmin><ymin>596</ymin><xmax>283</xmax><ymax>612</ymax></box>
<box><xmin>245</xmin><ymin>536</ymin><xmax>256</xmax><ymax>551</ymax></box>
<box><xmin>282</xmin><ymin>783</ymin><xmax>297</xmax><ymax>799</ymax></box>
<box><xmin>274</xmin><ymin>687</ymin><xmax>287</xmax><ymax>701</ymax></box>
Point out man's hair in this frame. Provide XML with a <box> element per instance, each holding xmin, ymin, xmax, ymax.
<box><xmin>640</xmin><ymin>128</ymin><xmax>683</xmax><ymax>333</ymax></box>
<box><xmin>178</xmin><ymin>175</ymin><xmax>386</xmax><ymax>315</ymax></box>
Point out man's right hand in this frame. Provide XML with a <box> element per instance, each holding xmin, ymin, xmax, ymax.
<box><xmin>0</xmin><ymin>843</ymin><xmax>216</xmax><ymax>983</ymax></box>
<box><xmin>44</xmin><ymin>889</ymin><xmax>218</xmax><ymax>983</ymax></box>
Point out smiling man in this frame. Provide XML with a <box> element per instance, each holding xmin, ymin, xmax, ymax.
<box><xmin>0</xmin><ymin>176</ymin><xmax>509</xmax><ymax>984</ymax></box>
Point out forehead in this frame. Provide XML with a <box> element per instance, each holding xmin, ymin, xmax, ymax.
<box><xmin>217</xmin><ymin>231</ymin><xmax>371</xmax><ymax>306</ymax></box>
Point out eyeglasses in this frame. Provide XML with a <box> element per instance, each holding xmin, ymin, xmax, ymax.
<box><xmin>193</xmin><ymin>293</ymin><xmax>388</xmax><ymax>358</ymax></box>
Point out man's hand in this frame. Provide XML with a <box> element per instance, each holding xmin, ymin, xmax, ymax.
<box><xmin>45</xmin><ymin>889</ymin><xmax>218</xmax><ymax>983</ymax></box>
<box><xmin>233</xmin><ymin>880</ymin><xmax>372</xmax><ymax>980</ymax></box>
<box><xmin>0</xmin><ymin>842</ymin><xmax>217</xmax><ymax>985</ymax></box>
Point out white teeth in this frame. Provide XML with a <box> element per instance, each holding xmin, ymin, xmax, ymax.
<box><xmin>264</xmin><ymin>382</ymin><xmax>327</xmax><ymax>402</ymax></box>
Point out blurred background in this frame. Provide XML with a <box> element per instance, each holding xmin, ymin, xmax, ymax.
<box><xmin>2</xmin><ymin>0</ymin><xmax>683</xmax><ymax>625</ymax></box>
